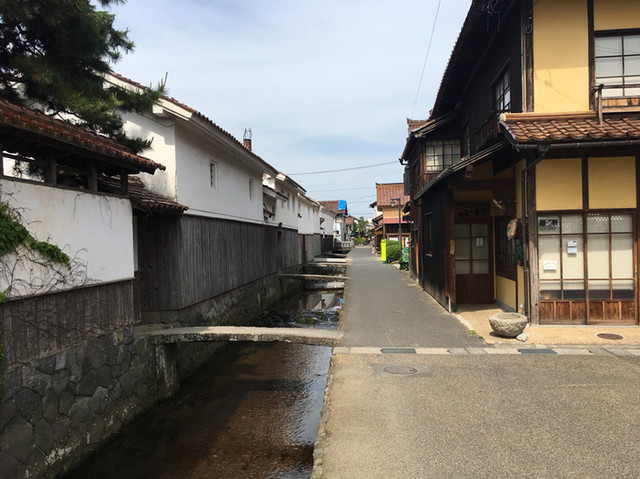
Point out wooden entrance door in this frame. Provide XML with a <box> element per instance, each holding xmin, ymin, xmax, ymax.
<box><xmin>455</xmin><ymin>220</ymin><xmax>494</xmax><ymax>304</ymax></box>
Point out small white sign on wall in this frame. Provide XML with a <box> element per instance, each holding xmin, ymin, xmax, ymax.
<box><xmin>543</xmin><ymin>260</ymin><xmax>557</xmax><ymax>271</ymax></box>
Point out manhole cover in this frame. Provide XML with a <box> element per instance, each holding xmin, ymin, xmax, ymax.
<box><xmin>597</xmin><ymin>333</ymin><xmax>624</xmax><ymax>341</ymax></box>
<box><xmin>383</xmin><ymin>366</ymin><xmax>418</xmax><ymax>375</ymax></box>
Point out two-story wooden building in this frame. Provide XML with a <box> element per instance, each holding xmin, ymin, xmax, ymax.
<box><xmin>369</xmin><ymin>183</ymin><xmax>411</xmax><ymax>250</ymax></box>
<box><xmin>402</xmin><ymin>0</ymin><xmax>640</xmax><ymax>325</ymax></box>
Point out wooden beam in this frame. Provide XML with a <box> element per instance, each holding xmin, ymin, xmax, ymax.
<box><xmin>527</xmin><ymin>163</ymin><xmax>539</xmax><ymax>324</ymax></box>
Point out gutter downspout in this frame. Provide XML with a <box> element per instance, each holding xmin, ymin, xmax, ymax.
<box><xmin>519</xmin><ymin>143</ymin><xmax>549</xmax><ymax>322</ymax></box>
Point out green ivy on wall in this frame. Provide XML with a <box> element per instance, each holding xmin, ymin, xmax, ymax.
<box><xmin>0</xmin><ymin>203</ymin><xmax>70</xmax><ymax>267</ymax></box>
<box><xmin>0</xmin><ymin>201</ymin><xmax>72</xmax><ymax>399</ymax></box>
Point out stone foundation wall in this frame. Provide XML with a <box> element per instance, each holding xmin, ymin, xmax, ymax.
<box><xmin>0</xmin><ymin>274</ymin><xmax>297</xmax><ymax>479</ymax></box>
<box><xmin>0</xmin><ymin>324</ymin><xmax>163</xmax><ymax>478</ymax></box>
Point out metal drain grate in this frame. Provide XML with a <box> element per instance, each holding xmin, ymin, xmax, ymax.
<box><xmin>597</xmin><ymin>333</ymin><xmax>624</xmax><ymax>341</ymax></box>
<box><xmin>381</xmin><ymin>348</ymin><xmax>416</xmax><ymax>354</ymax></box>
<box><xmin>518</xmin><ymin>348</ymin><xmax>557</xmax><ymax>355</ymax></box>
<box><xmin>383</xmin><ymin>366</ymin><xmax>419</xmax><ymax>375</ymax></box>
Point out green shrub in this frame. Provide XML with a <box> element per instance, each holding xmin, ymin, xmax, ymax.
<box><xmin>385</xmin><ymin>240</ymin><xmax>401</xmax><ymax>262</ymax></box>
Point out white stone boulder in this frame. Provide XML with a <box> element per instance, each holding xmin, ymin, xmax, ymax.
<box><xmin>489</xmin><ymin>312</ymin><xmax>528</xmax><ymax>338</ymax></box>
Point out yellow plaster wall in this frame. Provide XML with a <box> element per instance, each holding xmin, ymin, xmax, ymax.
<box><xmin>381</xmin><ymin>206</ymin><xmax>410</xmax><ymax>221</ymax></box>
<box><xmin>496</xmin><ymin>275</ymin><xmax>517</xmax><ymax>311</ymax></box>
<box><xmin>594</xmin><ymin>0</ymin><xmax>640</xmax><ymax>30</ymax></box>
<box><xmin>536</xmin><ymin>158</ymin><xmax>583</xmax><ymax>210</ymax></box>
<box><xmin>588</xmin><ymin>157</ymin><xmax>636</xmax><ymax>209</ymax></box>
<box><xmin>494</xmin><ymin>165</ymin><xmax>514</xmax><ymax>180</ymax></box>
<box><xmin>533</xmin><ymin>0</ymin><xmax>590</xmax><ymax>112</ymax></box>
<box><xmin>469</xmin><ymin>162</ymin><xmax>493</xmax><ymax>180</ymax></box>
<box><xmin>515</xmin><ymin>160</ymin><xmax>524</xmax><ymax>216</ymax></box>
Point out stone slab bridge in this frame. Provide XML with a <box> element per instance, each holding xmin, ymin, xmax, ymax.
<box><xmin>138</xmin><ymin>325</ymin><xmax>343</xmax><ymax>347</ymax></box>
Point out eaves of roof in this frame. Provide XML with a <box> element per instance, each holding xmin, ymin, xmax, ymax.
<box><xmin>276</xmin><ymin>172</ymin><xmax>306</xmax><ymax>194</ymax></box>
<box><xmin>0</xmin><ymin>98</ymin><xmax>165</xmax><ymax>174</ymax></box>
<box><xmin>401</xmin><ymin>111</ymin><xmax>458</xmax><ymax>161</ymax></box>
<box><xmin>414</xmin><ymin>141</ymin><xmax>508</xmax><ymax>199</ymax></box>
<box><xmin>107</xmin><ymin>72</ymin><xmax>278</xmax><ymax>176</ymax></box>
<box><xmin>500</xmin><ymin>112</ymin><xmax>640</xmax><ymax>147</ymax></box>
<box><xmin>101</xmin><ymin>176</ymin><xmax>188</xmax><ymax>214</ymax></box>
<box><xmin>431</xmin><ymin>0</ymin><xmax>517</xmax><ymax>118</ymax></box>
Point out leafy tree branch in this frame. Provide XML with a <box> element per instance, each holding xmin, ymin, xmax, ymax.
<box><xmin>0</xmin><ymin>0</ymin><xmax>166</xmax><ymax>153</ymax></box>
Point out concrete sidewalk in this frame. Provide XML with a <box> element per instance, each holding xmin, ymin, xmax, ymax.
<box><xmin>457</xmin><ymin>304</ymin><xmax>640</xmax><ymax>346</ymax></box>
<box><xmin>312</xmin><ymin>246</ymin><xmax>640</xmax><ymax>478</ymax></box>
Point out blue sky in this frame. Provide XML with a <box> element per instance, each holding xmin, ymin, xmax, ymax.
<box><xmin>110</xmin><ymin>0</ymin><xmax>472</xmax><ymax>218</ymax></box>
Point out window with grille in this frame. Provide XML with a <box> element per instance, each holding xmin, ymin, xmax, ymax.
<box><xmin>493</xmin><ymin>69</ymin><xmax>511</xmax><ymax>113</ymax></box>
<box><xmin>595</xmin><ymin>32</ymin><xmax>640</xmax><ymax>98</ymax></box>
<box><xmin>423</xmin><ymin>140</ymin><xmax>461</xmax><ymax>172</ymax></box>
<box><xmin>538</xmin><ymin>212</ymin><xmax>634</xmax><ymax>300</ymax></box>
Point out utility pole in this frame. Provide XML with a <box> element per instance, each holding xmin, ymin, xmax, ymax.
<box><xmin>392</xmin><ymin>198</ymin><xmax>402</xmax><ymax>247</ymax></box>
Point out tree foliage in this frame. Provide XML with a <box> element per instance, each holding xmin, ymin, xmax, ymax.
<box><xmin>0</xmin><ymin>0</ymin><xmax>165</xmax><ymax>153</ymax></box>
<box><xmin>385</xmin><ymin>240</ymin><xmax>401</xmax><ymax>263</ymax></box>
<box><xmin>353</xmin><ymin>216</ymin><xmax>371</xmax><ymax>239</ymax></box>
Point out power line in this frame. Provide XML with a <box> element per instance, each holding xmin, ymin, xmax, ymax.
<box><xmin>411</xmin><ymin>0</ymin><xmax>443</xmax><ymax>117</ymax></box>
<box><xmin>309</xmin><ymin>186</ymin><xmax>373</xmax><ymax>193</ymax></box>
<box><xmin>288</xmin><ymin>161</ymin><xmax>397</xmax><ymax>176</ymax></box>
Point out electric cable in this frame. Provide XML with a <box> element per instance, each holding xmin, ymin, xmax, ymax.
<box><xmin>288</xmin><ymin>160</ymin><xmax>398</xmax><ymax>176</ymax></box>
<box><xmin>411</xmin><ymin>0</ymin><xmax>443</xmax><ymax>117</ymax></box>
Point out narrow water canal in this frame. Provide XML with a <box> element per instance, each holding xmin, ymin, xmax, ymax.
<box><xmin>64</xmin><ymin>290</ymin><xmax>341</xmax><ymax>479</ymax></box>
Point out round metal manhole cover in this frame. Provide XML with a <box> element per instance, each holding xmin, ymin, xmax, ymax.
<box><xmin>597</xmin><ymin>333</ymin><xmax>624</xmax><ymax>341</ymax></box>
<box><xmin>383</xmin><ymin>366</ymin><xmax>418</xmax><ymax>375</ymax></box>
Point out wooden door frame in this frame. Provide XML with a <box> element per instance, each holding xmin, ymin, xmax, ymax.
<box><xmin>453</xmin><ymin>205</ymin><xmax>495</xmax><ymax>305</ymax></box>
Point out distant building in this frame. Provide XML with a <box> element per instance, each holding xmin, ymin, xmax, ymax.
<box><xmin>320</xmin><ymin>200</ymin><xmax>353</xmax><ymax>252</ymax></box>
<box><xmin>369</xmin><ymin>183</ymin><xmax>410</xmax><ymax>250</ymax></box>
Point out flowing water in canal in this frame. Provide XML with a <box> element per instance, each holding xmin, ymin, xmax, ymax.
<box><xmin>64</xmin><ymin>290</ymin><xmax>341</xmax><ymax>479</ymax></box>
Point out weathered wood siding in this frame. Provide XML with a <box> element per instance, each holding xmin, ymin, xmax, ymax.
<box><xmin>1</xmin><ymin>280</ymin><xmax>134</xmax><ymax>368</ymax></box>
<box><xmin>419</xmin><ymin>181</ymin><xmax>450</xmax><ymax>308</ymax></box>
<box><xmin>321</xmin><ymin>234</ymin><xmax>334</xmax><ymax>253</ymax></box>
<box><xmin>137</xmin><ymin>215</ymin><xmax>303</xmax><ymax>312</ymax></box>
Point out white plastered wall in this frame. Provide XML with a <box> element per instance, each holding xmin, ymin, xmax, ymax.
<box><xmin>0</xmin><ymin>179</ymin><xmax>134</xmax><ymax>296</ymax></box>
<box><xmin>174</xmin><ymin>123</ymin><xmax>264</xmax><ymax>223</ymax></box>
<box><xmin>297</xmin><ymin>196</ymin><xmax>317</xmax><ymax>235</ymax></box>
<box><xmin>121</xmin><ymin>111</ymin><xmax>177</xmax><ymax>200</ymax></box>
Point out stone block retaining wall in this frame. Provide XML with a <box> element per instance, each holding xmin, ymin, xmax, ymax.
<box><xmin>0</xmin><ymin>273</ymin><xmax>297</xmax><ymax>479</ymax></box>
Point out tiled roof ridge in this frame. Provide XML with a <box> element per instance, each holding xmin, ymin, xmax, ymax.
<box><xmin>500</xmin><ymin>112</ymin><xmax>640</xmax><ymax>144</ymax></box>
<box><xmin>375</xmin><ymin>182</ymin><xmax>409</xmax><ymax>206</ymax></box>
<box><xmin>501</xmin><ymin>111</ymin><xmax>597</xmax><ymax>122</ymax></box>
<box><xmin>319</xmin><ymin>200</ymin><xmax>345</xmax><ymax>213</ymax></box>
<box><xmin>407</xmin><ymin>118</ymin><xmax>430</xmax><ymax>133</ymax></box>
<box><xmin>101</xmin><ymin>176</ymin><xmax>188</xmax><ymax>214</ymax></box>
<box><xmin>108</xmin><ymin>71</ymin><xmax>278</xmax><ymax>174</ymax></box>
<box><xmin>0</xmin><ymin>97</ymin><xmax>165</xmax><ymax>173</ymax></box>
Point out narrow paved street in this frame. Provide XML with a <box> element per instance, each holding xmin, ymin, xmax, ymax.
<box><xmin>313</xmin><ymin>246</ymin><xmax>640</xmax><ymax>478</ymax></box>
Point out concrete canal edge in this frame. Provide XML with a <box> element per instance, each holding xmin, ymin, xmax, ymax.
<box><xmin>311</xmin><ymin>351</ymin><xmax>339</xmax><ymax>478</ymax></box>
